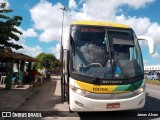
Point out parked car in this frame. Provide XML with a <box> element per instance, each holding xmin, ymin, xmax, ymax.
<box><xmin>145</xmin><ymin>72</ymin><xmax>160</xmax><ymax>80</ymax></box>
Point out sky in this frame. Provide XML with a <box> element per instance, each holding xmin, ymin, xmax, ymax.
<box><xmin>1</xmin><ymin>0</ymin><xmax>160</xmax><ymax>65</ymax></box>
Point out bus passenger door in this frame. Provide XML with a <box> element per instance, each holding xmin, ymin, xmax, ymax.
<box><xmin>61</xmin><ymin>50</ymin><xmax>69</xmax><ymax>103</ymax></box>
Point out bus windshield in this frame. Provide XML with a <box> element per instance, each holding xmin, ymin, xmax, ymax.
<box><xmin>71</xmin><ymin>26</ymin><xmax>143</xmax><ymax>79</ymax></box>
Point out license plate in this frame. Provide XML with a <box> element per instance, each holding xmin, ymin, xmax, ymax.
<box><xmin>107</xmin><ymin>103</ymin><xmax>120</xmax><ymax>109</ymax></box>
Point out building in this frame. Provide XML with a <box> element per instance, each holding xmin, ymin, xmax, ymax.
<box><xmin>144</xmin><ymin>65</ymin><xmax>160</xmax><ymax>73</ymax></box>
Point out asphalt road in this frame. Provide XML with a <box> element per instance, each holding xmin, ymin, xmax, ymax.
<box><xmin>144</xmin><ymin>84</ymin><xmax>160</xmax><ymax>111</ymax></box>
<box><xmin>7</xmin><ymin>76</ymin><xmax>160</xmax><ymax>120</ymax></box>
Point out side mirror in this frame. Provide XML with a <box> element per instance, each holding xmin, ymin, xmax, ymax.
<box><xmin>63</xmin><ymin>39</ymin><xmax>70</xmax><ymax>50</ymax></box>
<box><xmin>137</xmin><ymin>36</ymin><xmax>155</xmax><ymax>54</ymax></box>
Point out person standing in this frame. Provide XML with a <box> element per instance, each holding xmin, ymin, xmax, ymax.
<box><xmin>30</xmin><ymin>67</ymin><xmax>37</xmax><ymax>86</ymax></box>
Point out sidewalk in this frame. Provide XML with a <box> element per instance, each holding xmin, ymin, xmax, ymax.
<box><xmin>0</xmin><ymin>84</ymin><xmax>39</xmax><ymax>111</ymax></box>
<box><xmin>0</xmin><ymin>76</ymin><xmax>60</xmax><ymax>112</ymax></box>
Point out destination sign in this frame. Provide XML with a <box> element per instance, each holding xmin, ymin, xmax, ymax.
<box><xmin>81</xmin><ymin>28</ymin><xmax>103</xmax><ymax>33</ymax></box>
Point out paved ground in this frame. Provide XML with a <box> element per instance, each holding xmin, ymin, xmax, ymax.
<box><xmin>0</xmin><ymin>76</ymin><xmax>79</xmax><ymax>120</ymax></box>
<box><xmin>0</xmin><ymin>78</ymin><xmax>45</xmax><ymax>112</ymax></box>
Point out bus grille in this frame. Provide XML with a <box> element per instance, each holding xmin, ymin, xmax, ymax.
<box><xmin>85</xmin><ymin>92</ymin><xmax>139</xmax><ymax>100</ymax></box>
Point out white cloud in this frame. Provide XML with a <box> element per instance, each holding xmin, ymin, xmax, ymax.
<box><xmin>30</xmin><ymin>1</ymin><xmax>64</xmax><ymax>30</ymax></box>
<box><xmin>39</xmin><ymin>27</ymin><xmax>69</xmax><ymax>43</ymax></box>
<box><xmin>11</xmin><ymin>29</ymin><xmax>41</xmax><ymax>57</ymax></box>
<box><xmin>22</xmin><ymin>28</ymin><xmax>38</xmax><ymax>38</ymax></box>
<box><xmin>17</xmin><ymin>27</ymin><xmax>38</xmax><ymax>38</ymax></box>
<box><xmin>11</xmin><ymin>27</ymin><xmax>40</xmax><ymax>57</ymax></box>
<box><xmin>15</xmin><ymin>45</ymin><xmax>42</xmax><ymax>57</ymax></box>
<box><xmin>73</xmin><ymin>0</ymin><xmax>117</xmax><ymax>21</ymax></box>
<box><xmin>30</xmin><ymin>0</ymin><xmax>70</xmax><ymax>43</ymax></box>
<box><xmin>50</xmin><ymin>44</ymin><xmax>60</xmax><ymax>59</ymax></box>
<box><xmin>39</xmin><ymin>28</ymin><xmax>61</xmax><ymax>43</ymax></box>
<box><xmin>119</xmin><ymin>0</ymin><xmax>155</xmax><ymax>9</ymax></box>
<box><xmin>71</xmin><ymin>0</ymin><xmax>155</xmax><ymax>21</ymax></box>
<box><xmin>69</xmin><ymin>0</ymin><xmax>77</xmax><ymax>9</ymax></box>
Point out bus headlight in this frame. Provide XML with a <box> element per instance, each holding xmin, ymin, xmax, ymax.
<box><xmin>135</xmin><ymin>85</ymin><xmax>145</xmax><ymax>93</ymax></box>
<box><xmin>70</xmin><ymin>85</ymin><xmax>90</xmax><ymax>96</ymax></box>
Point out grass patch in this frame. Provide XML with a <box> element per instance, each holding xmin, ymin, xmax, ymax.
<box><xmin>145</xmin><ymin>79</ymin><xmax>160</xmax><ymax>86</ymax></box>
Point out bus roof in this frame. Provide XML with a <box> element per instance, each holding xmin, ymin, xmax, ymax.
<box><xmin>71</xmin><ymin>21</ymin><xmax>130</xmax><ymax>28</ymax></box>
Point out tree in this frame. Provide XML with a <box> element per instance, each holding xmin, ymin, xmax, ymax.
<box><xmin>0</xmin><ymin>2</ymin><xmax>23</xmax><ymax>50</ymax></box>
<box><xmin>34</xmin><ymin>53</ymin><xmax>60</xmax><ymax>69</ymax></box>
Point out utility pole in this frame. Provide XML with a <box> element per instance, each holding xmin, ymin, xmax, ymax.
<box><xmin>60</xmin><ymin>6</ymin><xmax>67</xmax><ymax>103</ymax></box>
<box><xmin>60</xmin><ymin>6</ymin><xmax>66</xmax><ymax>66</ymax></box>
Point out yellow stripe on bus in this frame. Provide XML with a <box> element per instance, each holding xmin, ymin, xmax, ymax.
<box><xmin>71</xmin><ymin>21</ymin><xmax>130</xmax><ymax>28</ymax></box>
<box><xmin>75</xmin><ymin>80</ymin><xmax>118</xmax><ymax>94</ymax></box>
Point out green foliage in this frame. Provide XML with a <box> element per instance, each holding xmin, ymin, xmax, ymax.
<box><xmin>34</xmin><ymin>53</ymin><xmax>60</xmax><ymax>69</ymax></box>
<box><xmin>0</xmin><ymin>2</ymin><xmax>23</xmax><ymax>50</ymax></box>
<box><xmin>145</xmin><ymin>80</ymin><xmax>160</xmax><ymax>86</ymax></box>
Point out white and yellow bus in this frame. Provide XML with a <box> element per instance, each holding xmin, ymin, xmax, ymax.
<box><xmin>61</xmin><ymin>21</ymin><xmax>154</xmax><ymax>111</ymax></box>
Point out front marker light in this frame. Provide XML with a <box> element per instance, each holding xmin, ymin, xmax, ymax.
<box><xmin>75</xmin><ymin>100</ymin><xmax>84</xmax><ymax>108</ymax></box>
<box><xmin>135</xmin><ymin>85</ymin><xmax>145</xmax><ymax>93</ymax></box>
<box><xmin>76</xmin><ymin>88</ymin><xmax>82</xmax><ymax>94</ymax></box>
<box><xmin>138</xmin><ymin>87</ymin><xmax>144</xmax><ymax>93</ymax></box>
<box><xmin>70</xmin><ymin>85</ymin><xmax>90</xmax><ymax>96</ymax></box>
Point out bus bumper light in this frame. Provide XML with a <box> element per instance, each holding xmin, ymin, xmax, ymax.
<box><xmin>75</xmin><ymin>100</ymin><xmax>84</xmax><ymax>108</ymax></box>
<box><xmin>138</xmin><ymin>98</ymin><xmax>144</xmax><ymax>106</ymax></box>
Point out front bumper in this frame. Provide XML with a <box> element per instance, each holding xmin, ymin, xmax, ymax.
<box><xmin>69</xmin><ymin>89</ymin><xmax>145</xmax><ymax>111</ymax></box>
